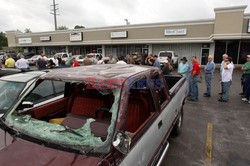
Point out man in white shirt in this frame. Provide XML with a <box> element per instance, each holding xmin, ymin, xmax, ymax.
<box><xmin>219</xmin><ymin>56</ymin><xmax>234</xmax><ymax>102</ymax></box>
<box><xmin>219</xmin><ymin>54</ymin><xmax>228</xmax><ymax>94</ymax></box>
<box><xmin>116</xmin><ymin>56</ymin><xmax>127</xmax><ymax>64</ymax></box>
<box><xmin>15</xmin><ymin>55</ymin><xmax>29</xmax><ymax>70</ymax></box>
<box><xmin>53</xmin><ymin>56</ymin><xmax>59</xmax><ymax>67</ymax></box>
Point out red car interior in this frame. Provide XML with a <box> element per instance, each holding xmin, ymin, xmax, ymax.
<box><xmin>30</xmin><ymin>97</ymin><xmax>69</xmax><ymax>119</ymax></box>
<box><xmin>26</xmin><ymin>83</ymin><xmax>156</xmax><ymax>139</ymax></box>
<box><xmin>125</xmin><ymin>89</ymin><xmax>154</xmax><ymax>133</ymax></box>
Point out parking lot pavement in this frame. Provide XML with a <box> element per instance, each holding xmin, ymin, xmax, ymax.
<box><xmin>162</xmin><ymin>69</ymin><xmax>250</xmax><ymax>166</ymax></box>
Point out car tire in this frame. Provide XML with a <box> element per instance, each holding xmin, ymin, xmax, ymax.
<box><xmin>172</xmin><ymin>107</ymin><xmax>183</xmax><ymax>136</ymax></box>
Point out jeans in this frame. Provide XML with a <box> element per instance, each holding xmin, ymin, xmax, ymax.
<box><xmin>244</xmin><ymin>74</ymin><xmax>250</xmax><ymax>100</ymax></box>
<box><xmin>190</xmin><ymin>76</ymin><xmax>199</xmax><ymax>100</ymax></box>
<box><xmin>222</xmin><ymin>81</ymin><xmax>232</xmax><ymax>101</ymax></box>
<box><xmin>205</xmin><ymin>73</ymin><xmax>212</xmax><ymax>96</ymax></box>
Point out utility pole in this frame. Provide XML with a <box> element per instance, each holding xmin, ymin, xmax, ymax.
<box><xmin>50</xmin><ymin>0</ymin><xmax>59</xmax><ymax>30</ymax></box>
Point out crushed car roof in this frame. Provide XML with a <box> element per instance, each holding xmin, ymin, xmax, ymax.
<box><xmin>41</xmin><ymin>64</ymin><xmax>156</xmax><ymax>85</ymax></box>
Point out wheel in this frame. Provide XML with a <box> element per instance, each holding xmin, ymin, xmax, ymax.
<box><xmin>172</xmin><ymin>107</ymin><xmax>183</xmax><ymax>136</ymax></box>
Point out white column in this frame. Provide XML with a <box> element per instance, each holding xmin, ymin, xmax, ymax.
<box><xmin>66</xmin><ymin>46</ymin><xmax>69</xmax><ymax>53</ymax></box>
<box><xmin>209</xmin><ymin>42</ymin><xmax>215</xmax><ymax>56</ymax></box>
<box><xmin>148</xmin><ymin>44</ymin><xmax>153</xmax><ymax>55</ymax></box>
<box><xmin>42</xmin><ymin>46</ymin><xmax>45</xmax><ymax>54</ymax></box>
<box><xmin>102</xmin><ymin>45</ymin><xmax>105</xmax><ymax>57</ymax></box>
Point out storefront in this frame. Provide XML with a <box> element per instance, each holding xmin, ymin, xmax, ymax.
<box><xmin>6</xmin><ymin>5</ymin><xmax>250</xmax><ymax>64</ymax></box>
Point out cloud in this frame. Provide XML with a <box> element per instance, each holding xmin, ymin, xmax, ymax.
<box><xmin>0</xmin><ymin>0</ymin><xmax>249</xmax><ymax>32</ymax></box>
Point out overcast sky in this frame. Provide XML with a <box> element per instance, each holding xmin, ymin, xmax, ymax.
<box><xmin>0</xmin><ymin>0</ymin><xmax>249</xmax><ymax>33</ymax></box>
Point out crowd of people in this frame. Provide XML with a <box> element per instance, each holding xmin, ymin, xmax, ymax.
<box><xmin>180</xmin><ymin>53</ymin><xmax>250</xmax><ymax>104</ymax></box>
<box><xmin>143</xmin><ymin>52</ymin><xmax>249</xmax><ymax>104</ymax></box>
<box><xmin>1</xmin><ymin>51</ymin><xmax>249</xmax><ymax>104</ymax></box>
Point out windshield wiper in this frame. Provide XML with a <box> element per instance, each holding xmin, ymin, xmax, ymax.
<box><xmin>50</xmin><ymin>124</ymin><xmax>83</xmax><ymax>137</ymax></box>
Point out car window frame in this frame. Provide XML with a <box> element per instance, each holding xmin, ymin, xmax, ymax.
<box><xmin>150</xmin><ymin>73</ymin><xmax>170</xmax><ymax>111</ymax></box>
<box><xmin>24</xmin><ymin>80</ymin><xmax>65</xmax><ymax>106</ymax></box>
<box><xmin>124</xmin><ymin>76</ymin><xmax>160</xmax><ymax>147</ymax></box>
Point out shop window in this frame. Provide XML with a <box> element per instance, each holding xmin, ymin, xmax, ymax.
<box><xmin>105</xmin><ymin>45</ymin><xmax>112</xmax><ymax>55</ymax></box>
<box><xmin>118</xmin><ymin>45</ymin><xmax>127</xmax><ymax>57</ymax></box>
<box><xmin>239</xmin><ymin>41</ymin><xmax>250</xmax><ymax>64</ymax></box>
<box><xmin>214</xmin><ymin>41</ymin><xmax>226</xmax><ymax>63</ymax></box>
<box><xmin>227</xmin><ymin>41</ymin><xmax>239</xmax><ymax>64</ymax></box>
<box><xmin>127</xmin><ymin>45</ymin><xmax>135</xmax><ymax>54</ymax></box>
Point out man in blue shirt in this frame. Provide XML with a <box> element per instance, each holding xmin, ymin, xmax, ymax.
<box><xmin>178</xmin><ymin>57</ymin><xmax>189</xmax><ymax>77</ymax></box>
<box><xmin>204</xmin><ymin>55</ymin><xmax>215</xmax><ymax>97</ymax></box>
<box><xmin>153</xmin><ymin>55</ymin><xmax>161</xmax><ymax>68</ymax></box>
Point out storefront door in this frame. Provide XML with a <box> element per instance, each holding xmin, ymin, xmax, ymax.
<box><xmin>201</xmin><ymin>49</ymin><xmax>209</xmax><ymax>65</ymax></box>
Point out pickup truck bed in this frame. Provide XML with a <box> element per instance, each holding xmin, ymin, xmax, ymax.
<box><xmin>164</xmin><ymin>75</ymin><xmax>182</xmax><ymax>90</ymax></box>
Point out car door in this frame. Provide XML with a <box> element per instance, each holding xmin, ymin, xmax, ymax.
<box><xmin>120</xmin><ymin>77</ymin><xmax>164</xmax><ymax>166</ymax></box>
<box><xmin>159</xmin><ymin>74</ymin><xmax>179</xmax><ymax>137</ymax></box>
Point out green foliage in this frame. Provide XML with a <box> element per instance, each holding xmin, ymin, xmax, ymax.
<box><xmin>74</xmin><ymin>25</ymin><xmax>85</xmax><ymax>29</ymax></box>
<box><xmin>24</xmin><ymin>28</ymin><xmax>32</xmax><ymax>33</ymax></box>
<box><xmin>57</xmin><ymin>25</ymin><xmax>68</xmax><ymax>30</ymax></box>
<box><xmin>0</xmin><ymin>32</ymin><xmax>8</xmax><ymax>49</ymax></box>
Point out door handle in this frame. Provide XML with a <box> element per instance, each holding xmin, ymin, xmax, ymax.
<box><xmin>158</xmin><ymin>120</ymin><xmax>163</xmax><ymax>129</ymax></box>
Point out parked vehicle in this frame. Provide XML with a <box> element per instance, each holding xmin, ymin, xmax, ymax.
<box><xmin>23</xmin><ymin>52</ymin><xmax>35</xmax><ymax>59</ymax></box>
<box><xmin>27</xmin><ymin>55</ymin><xmax>40</xmax><ymax>65</ymax></box>
<box><xmin>66</xmin><ymin>55</ymin><xmax>84</xmax><ymax>65</ymax></box>
<box><xmin>54</xmin><ymin>52</ymin><xmax>70</xmax><ymax>62</ymax></box>
<box><xmin>0</xmin><ymin>65</ymin><xmax>188</xmax><ymax>165</ymax></box>
<box><xmin>0</xmin><ymin>52</ymin><xmax>6</xmax><ymax>60</ymax></box>
<box><xmin>0</xmin><ymin>68</ymin><xmax>22</xmax><ymax>77</ymax></box>
<box><xmin>0</xmin><ymin>71</ymin><xmax>45</xmax><ymax>117</ymax></box>
<box><xmin>87</xmin><ymin>53</ymin><xmax>103</xmax><ymax>60</ymax></box>
<box><xmin>158</xmin><ymin>51</ymin><xmax>178</xmax><ymax>67</ymax></box>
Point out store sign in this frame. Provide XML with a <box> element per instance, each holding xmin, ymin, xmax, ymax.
<box><xmin>40</xmin><ymin>36</ymin><xmax>51</xmax><ymax>41</ymax></box>
<box><xmin>164</xmin><ymin>28</ymin><xmax>187</xmax><ymax>36</ymax></box>
<box><xmin>69</xmin><ymin>32</ymin><xmax>83</xmax><ymax>41</ymax></box>
<box><xmin>18</xmin><ymin>38</ymin><xmax>32</xmax><ymax>44</ymax></box>
<box><xmin>248</xmin><ymin>19</ymin><xmax>250</xmax><ymax>33</ymax></box>
<box><xmin>111</xmin><ymin>31</ymin><xmax>128</xmax><ymax>38</ymax></box>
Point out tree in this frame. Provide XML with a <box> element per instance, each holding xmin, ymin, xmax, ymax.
<box><xmin>74</xmin><ymin>25</ymin><xmax>85</xmax><ymax>29</ymax></box>
<box><xmin>24</xmin><ymin>28</ymin><xmax>32</xmax><ymax>33</ymax></box>
<box><xmin>0</xmin><ymin>32</ymin><xmax>8</xmax><ymax>49</ymax></box>
<box><xmin>57</xmin><ymin>25</ymin><xmax>68</xmax><ymax>30</ymax></box>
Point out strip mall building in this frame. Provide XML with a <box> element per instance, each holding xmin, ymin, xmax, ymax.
<box><xmin>6</xmin><ymin>5</ymin><xmax>250</xmax><ymax>65</ymax></box>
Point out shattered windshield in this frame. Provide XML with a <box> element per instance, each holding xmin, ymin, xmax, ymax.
<box><xmin>0</xmin><ymin>80</ymin><xmax>25</xmax><ymax>114</ymax></box>
<box><xmin>5</xmin><ymin>81</ymin><xmax>121</xmax><ymax>154</ymax></box>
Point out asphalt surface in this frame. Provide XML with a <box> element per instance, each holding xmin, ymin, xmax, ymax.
<box><xmin>162</xmin><ymin>69</ymin><xmax>250</xmax><ymax>166</ymax></box>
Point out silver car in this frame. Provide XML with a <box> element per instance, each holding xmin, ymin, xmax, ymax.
<box><xmin>0</xmin><ymin>71</ymin><xmax>45</xmax><ymax>116</ymax></box>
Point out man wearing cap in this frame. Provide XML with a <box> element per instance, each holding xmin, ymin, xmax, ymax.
<box><xmin>204</xmin><ymin>55</ymin><xmax>215</xmax><ymax>97</ymax></box>
<box><xmin>188</xmin><ymin>56</ymin><xmax>201</xmax><ymax>101</ymax></box>
<box><xmin>241</xmin><ymin>55</ymin><xmax>250</xmax><ymax>104</ymax></box>
<box><xmin>178</xmin><ymin>57</ymin><xmax>189</xmax><ymax>77</ymax></box>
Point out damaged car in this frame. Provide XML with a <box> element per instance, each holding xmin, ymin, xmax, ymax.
<box><xmin>0</xmin><ymin>71</ymin><xmax>47</xmax><ymax>117</ymax></box>
<box><xmin>0</xmin><ymin>64</ymin><xmax>188</xmax><ymax>165</ymax></box>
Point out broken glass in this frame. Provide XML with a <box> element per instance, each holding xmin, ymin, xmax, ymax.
<box><xmin>0</xmin><ymin>80</ymin><xmax>26</xmax><ymax>112</ymax></box>
<box><xmin>5</xmin><ymin>88</ymin><xmax>121</xmax><ymax>153</ymax></box>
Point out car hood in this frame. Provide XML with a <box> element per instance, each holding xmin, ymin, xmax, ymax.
<box><xmin>0</xmin><ymin>130</ymin><xmax>103</xmax><ymax>166</ymax></box>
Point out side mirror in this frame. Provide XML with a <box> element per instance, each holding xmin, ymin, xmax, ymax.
<box><xmin>112</xmin><ymin>130</ymin><xmax>131</xmax><ymax>155</ymax></box>
<box><xmin>18</xmin><ymin>101</ymin><xmax>34</xmax><ymax>112</ymax></box>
